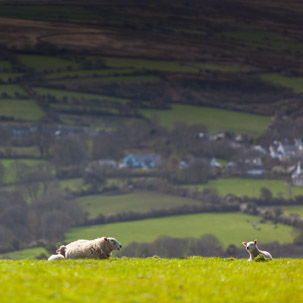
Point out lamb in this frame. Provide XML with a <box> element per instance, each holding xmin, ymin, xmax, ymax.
<box><xmin>242</xmin><ymin>239</ymin><xmax>273</xmax><ymax>261</ymax></box>
<box><xmin>64</xmin><ymin>237</ymin><xmax>122</xmax><ymax>259</ymax></box>
<box><xmin>47</xmin><ymin>245</ymin><xmax>66</xmax><ymax>261</ymax></box>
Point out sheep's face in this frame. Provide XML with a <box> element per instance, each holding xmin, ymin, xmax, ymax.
<box><xmin>104</xmin><ymin>237</ymin><xmax>122</xmax><ymax>251</ymax></box>
<box><xmin>242</xmin><ymin>240</ymin><xmax>257</xmax><ymax>253</ymax></box>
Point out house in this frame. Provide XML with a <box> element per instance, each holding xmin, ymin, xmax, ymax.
<box><xmin>245</xmin><ymin>158</ymin><xmax>264</xmax><ymax>177</ymax></box>
<box><xmin>123</xmin><ymin>153</ymin><xmax>162</xmax><ymax>169</ymax></box>
<box><xmin>291</xmin><ymin>161</ymin><xmax>303</xmax><ymax>186</ymax></box>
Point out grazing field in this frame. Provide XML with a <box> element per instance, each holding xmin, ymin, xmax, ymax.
<box><xmin>0</xmin><ymin>60</ymin><xmax>12</xmax><ymax>71</ymax></box>
<box><xmin>1</xmin><ymin>258</ymin><xmax>303</xmax><ymax>303</ymax></box>
<box><xmin>33</xmin><ymin>87</ymin><xmax>129</xmax><ymax>103</ymax></box>
<box><xmin>260</xmin><ymin>73</ymin><xmax>303</xmax><ymax>93</ymax></box>
<box><xmin>186</xmin><ymin>178</ymin><xmax>303</xmax><ymax>198</ymax></box>
<box><xmin>0</xmin><ymin>72</ymin><xmax>23</xmax><ymax>83</ymax></box>
<box><xmin>0</xmin><ymin>84</ymin><xmax>27</xmax><ymax>97</ymax></box>
<box><xmin>0</xmin><ymin>247</ymin><xmax>48</xmax><ymax>260</ymax></box>
<box><xmin>18</xmin><ymin>54</ymin><xmax>80</xmax><ymax>72</ymax></box>
<box><xmin>142</xmin><ymin>104</ymin><xmax>271</xmax><ymax>135</ymax></box>
<box><xmin>280</xmin><ymin>206</ymin><xmax>303</xmax><ymax>217</ymax></box>
<box><xmin>65</xmin><ymin>212</ymin><xmax>294</xmax><ymax>248</ymax></box>
<box><xmin>75</xmin><ymin>191</ymin><xmax>201</xmax><ymax>218</ymax></box>
<box><xmin>0</xmin><ymin>99</ymin><xmax>44</xmax><ymax>120</ymax></box>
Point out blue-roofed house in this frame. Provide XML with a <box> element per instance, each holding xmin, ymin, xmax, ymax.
<box><xmin>123</xmin><ymin>153</ymin><xmax>162</xmax><ymax>169</ymax></box>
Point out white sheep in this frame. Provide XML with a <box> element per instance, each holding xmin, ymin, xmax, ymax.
<box><xmin>65</xmin><ymin>237</ymin><xmax>122</xmax><ymax>259</ymax></box>
<box><xmin>242</xmin><ymin>239</ymin><xmax>273</xmax><ymax>261</ymax></box>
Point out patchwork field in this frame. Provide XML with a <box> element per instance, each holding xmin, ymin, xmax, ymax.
<box><xmin>1</xmin><ymin>258</ymin><xmax>303</xmax><ymax>303</ymax></box>
<box><xmin>65</xmin><ymin>212</ymin><xmax>294</xmax><ymax>248</ymax></box>
<box><xmin>75</xmin><ymin>191</ymin><xmax>201</xmax><ymax>218</ymax></box>
<box><xmin>142</xmin><ymin>104</ymin><xmax>271</xmax><ymax>135</ymax></box>
<box><xmin>0</xmin><ymin>99</ymin><xmax>44</xmax><ymax>120</ymax></box>
<box><xmin>186</xmin><ymin>178</ymin><xmax>303</xmax><ymax>198</ymax></box>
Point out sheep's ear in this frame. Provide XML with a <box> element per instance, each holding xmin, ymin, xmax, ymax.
<box><xmin>104</xmin><ymin>237</ymin><xmax>108</xmax><ymax>241</ymax></box>
<box><xmin>242</xmin><ymin>242</ymin><xmax>247</xmax><ymax>247</ymax></box>
<box><xmin>56</xmin><ymin>249</ymin><xmax>60</xmax><ymax>253</ymax></box>
<box><xmin>254</xmin><ymin>240</ymin><xmax>257</xmax><ymax>245</ymax></box>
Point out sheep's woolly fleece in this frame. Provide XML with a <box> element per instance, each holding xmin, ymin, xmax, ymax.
<box><xmin>65</xmin><ymin>237</ymin><xmax>122</xmax><ymax>259</ymax></box>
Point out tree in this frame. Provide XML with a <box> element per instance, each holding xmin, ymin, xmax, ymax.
<box><xmin>53</xmin><ymin>135</ymin><xmax>90</xmax><ymax>166</ymax></box>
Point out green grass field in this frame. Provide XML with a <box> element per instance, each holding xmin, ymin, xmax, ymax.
<box><xmin>75</xmin><ymin>191</ymin><xmax>200</xmax><ymax>218</ymax></box>
<box><xmin>0</xmin><ymin>99</ymin><xmax>44</xmax><ymax>120</ymax></box>
<box><xmin>0</xmin><ymin>247</ymin><xmax>48</xmax><ymax>260</ymax></box>
<box><xmin>186</xmin><ymin>178</ymin><xmax>303</xmax><ymax>198</ymax></box>
<box><xmin>0</xmin><ymin>60</ymin><xmax>13</xmax><ymax>71</ymax></box>
<box><xmin>142</xmin><ymin>104</ymin><xmax>271</xmax><ymax>135</ymax></box>
<box><xmin>33</xmin><ymin>87</ymin><xmax>129</xmax><ymax>103</ymax></box>
<box><xmin>18</xmin><ymin>55</ymin><xmax>80</xmax><ymax>72</ymax></box>
<box><xmin>260</xmin><ymin>73</ymin><xmax>303</xmax><ymax>93</ymax></box>
<box><xmin>1</xmin><ymin>258</ymin><xmax>303</xmax><ymax>303</ymax></box>
<box><xmin>280</xmin><ymin>206</ymin><xmax>303</xmax><ymax>217</ymax></box>
<box><xmin>65</xmin><ymin>212</ymin><xmax>294</xmax><ymax>248</ymax></box>
<box><xmin>0</xmin><ymin>84</ymin><xmax>27</xmax><ymax>97</ymax></box>
<box><xmin>45</xmin><ymin>68</ymin><xmax>136</xmax><ymax>79</ymax></box>
<box><xmin>0</xmin><ymin>72</ymin><xmax>23</xmax><ymax>83</ymax></box>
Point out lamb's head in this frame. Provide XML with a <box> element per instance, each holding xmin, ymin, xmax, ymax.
<box><xmin>104</xmin><ymin>237</ymin><xmax>122</xmax><ymax>251</ymax></box>
<box><xmin>242</xmin><ymin>240</ymin><xmax>258</xmax><ymax>253</ymax></box>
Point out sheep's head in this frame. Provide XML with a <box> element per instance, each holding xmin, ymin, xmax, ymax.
<box><xmin>104</xmin><ymin>237</ymin><xmax>122</xmax><ymax>251</ymax></box>
<box><xmin>56</xmin><ymin>245</ymin><xmax>66</xmax><ymax>257</ymax></box>
<box><xmin>242</xmin><ymin>240</ymin><xmax>257</xmax><ymax>253</ymax></box>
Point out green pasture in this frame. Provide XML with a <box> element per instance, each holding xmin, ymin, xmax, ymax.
<box><xmin>65</xmin><ymin>212</ymin><xmax>294</xmax><ymax>248</ymax></box>
<box><xmin>0</xmin><ymin>158</ymin><xmax>48</xmax><ymax>184</ymax></box>
<box><xmin>0</xmin><ymin>146</ymin><xmax>40</xmax><ymax>157</ymax></box>
<box><xmin>192</xmin><ymin>62</ymin><xmax>252</xmax><ymax>72</ymax></box>
<box><xmin>0</xmin><ymin>84</ymin><xmax>27</xmax><ymax>97</ymax></box>
<box><xmin>0</xmin><ymin>72</ymin><xmax>23</xmax><ymax>83</ymax></box>
<box><xmin>280</xmin><ymin>206</ymin><xmax>303</xmax><ymax>217</ymax></box>
<box><xmin>55</xmin><ymin>75</ymin><xmax>160</xmax><ymax>84</ymax></box>
<box><xmin>59</xmin><ymin>178</ymin><xmax>83</xmax><ymax>191</ymax></box>
<box><xmin>1</xmin><ymin>258</ymin><xmax>303</xmax><ymax>303</ymax></box>
<box><xmin>0</xmin><ymin>247</ymin><xmax>48</xmax><ymax>260</ymax></box>
<box><xmin>142</xmin><ymin>104</ymin><xmax>271</xmax><ymax>136</ymax></box>
<box><xmin>186</xmin><ymin>178</ymin><xmax>303</xmax><ymax>198</ymax></box>
<box><xmin>223</xmin><ymin>30</ymin><xmax>302</xmax><ymax>52</ymax></box>
<box><xmin>33</xmin><ymin>87</ymin><xmax>129</xmax><ymax>103</ymax></box>
<box><xmin>260</xmin><ymin>73</ymin><xmax>303</xmax><ymax>93</ymax></box>
<box><xmin>46</xmin><ymin>68</ymin><xmax>136</xmax><ymax>79</ymax></box>
<box><xmin>0</xmin><ymin>99</ymin><xmax>44</xmax><ymax>120</ymax></box>
<box><xmin>75</xmin><ymin>191</ymin><xmax>200</xmax><ymax>218</ymax></box>
<box><xmin>102</xmin><ymin>57</ymin><xmax>200</xmax><ymax>73</ymax></box>
<box><xmin>18</xmin><ymin>55</ymin><xmax>80</xmax><ymax>72</ymax></box>
<box><xmin>0</xmin><ymin>60</ymin><xmax>13</xmax><ymax>71</ymax></box>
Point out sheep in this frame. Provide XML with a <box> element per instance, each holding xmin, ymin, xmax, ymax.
<box><xmin>242</xmin><ymin>239</ymin><xmax>273</xmax><ymax>261</ymax></box>
<box><xmin>65</xmin><ymin>237</ymin><xmax>122</xmax><ymax>259</ymax></box>
<box><xmin>47</xmin><ymin>245</ymin><xmax>66</xmax><ymax>261</ymax></box>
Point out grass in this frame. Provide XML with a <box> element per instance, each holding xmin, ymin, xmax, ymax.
<box><xmin>142</xmin><ymin>104</ymin><xmax>271</xmax><ymax>136</ymax></box>
<box><xmin>65</xmin><ymin>212</ymin><xmax>294</xmax><ymax>248</ymax></box>
<box><xmin>59</xmin><ymin>178</ymin><xmax>83</xmax><ymax>191</ymax></box>
<box><xmin>45</xmin><ymin>68</ymin><xmax>136</xmax><ymax>79</ymax></box>
<box><xmin>193</xmin><ymin>62</ymin><xmax>252</xmax><ymax>72</ymax></box>
<box><xmin>186</xmin><ymin>178</ymin><xmax>303</xmax><ymax>198</ymax></box>
<box><xmin>0</xmin><ymin>247</ymin><xmax>48</xmax><ymax>259</ymax></box>
<box><xmin>102</xmin><ymin>57</ymin><xmax>200</xmax><ymax>73</ymax></box>
<box><xmin>0</xmin><ymin>72</ymin><xmax>23</xmax><ymax>83</ymax></box>
<box><xmin>18</xmin><ymin>55</ymin><xmax>80</xmax><ymax>72</ymax></box>
<box><xmin>0</xmin><ymin>60</ymin><xmax>13</xmax><ymax>71</ymax></box>
<box><xmin>1</xmin><ymin>258</ymin><xmax>303</xmax><ymax>303</ymax></box>
<box><xmin>260</xmin><ymin>73</ymin><xmax>303</xmax><ymax>93</ymax></box>
<box><xmin>280</xmin><ymin>206</ymin><xmax>303</xmax><ymax>217</ymax></box>
<box><xmin>33</xmin><ymin>87</ymin><xmax>130</xmax><ymax>103</ymax></box>
<box><xmin>0</xmin><ymin>99</ymin><xmax>44</xmax><ymax>120</ymax></box>
<box><xmin>0</xmin><ymin>84</ymin><xmax>27</xmax><ymax>97</ymax></box>
<box><xmin>0</xmin><ymin>158</ymin><xmax>48</xmax><ymax>184</ymax></box>
<box><xmin>75</xmin><ymin>191</ymin><xmax>201</xmax><ymax>218</ymax></box>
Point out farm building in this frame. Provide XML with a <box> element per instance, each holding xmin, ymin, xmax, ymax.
<box><xmin>291</xmin><ymin>161</ymin><xmax>303</xmax><ymax>186</ymax></box>
<box><xmin>123</xmin><ymin>153</ymin><xmax>162</xmax><ymax>169</ymax></box>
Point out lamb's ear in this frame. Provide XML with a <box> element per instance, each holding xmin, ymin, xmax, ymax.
<box><xmin>56</xmin><ymin>249</ymin><xmax>60</xmax><ymax>253</ymax></box>
<box><xmin>242</xmin><ymin>242</ymin><xmax>247</xmax><ymax>247</ymax></box>
<box><xmin>104</xmin><ymin>237</ymin><xmax>108</xmax><ymax>241</ymax></box>
<box><xmin>254</xmin><ymin>240</ymin><xmax>257</xmax><ymax>245</ymax></box>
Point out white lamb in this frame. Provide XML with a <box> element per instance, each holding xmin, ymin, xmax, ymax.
<box><xmin>47</xmin><ymin>245</ymin><xmax>66</xmax><ymax>261</ymax></box>
<box><xmin>242</xmin><ymin>239</ymin><xmax>273</xmax><ymax>261</ymax></box>
<box><xmin>64</xmin><ymin>237</ymin><xmax>122</xmax><ymax>259</ymax></box>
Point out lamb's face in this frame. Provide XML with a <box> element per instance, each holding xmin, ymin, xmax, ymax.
<box><xmin>105</xmin><ymin>237</ymin><xmax>122</xmax><ymax>251</ymax></box>
<box><xmin>242</xmin><ymin>240</ymin><xmax>257</xmax><ymax>253</ymax></box>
